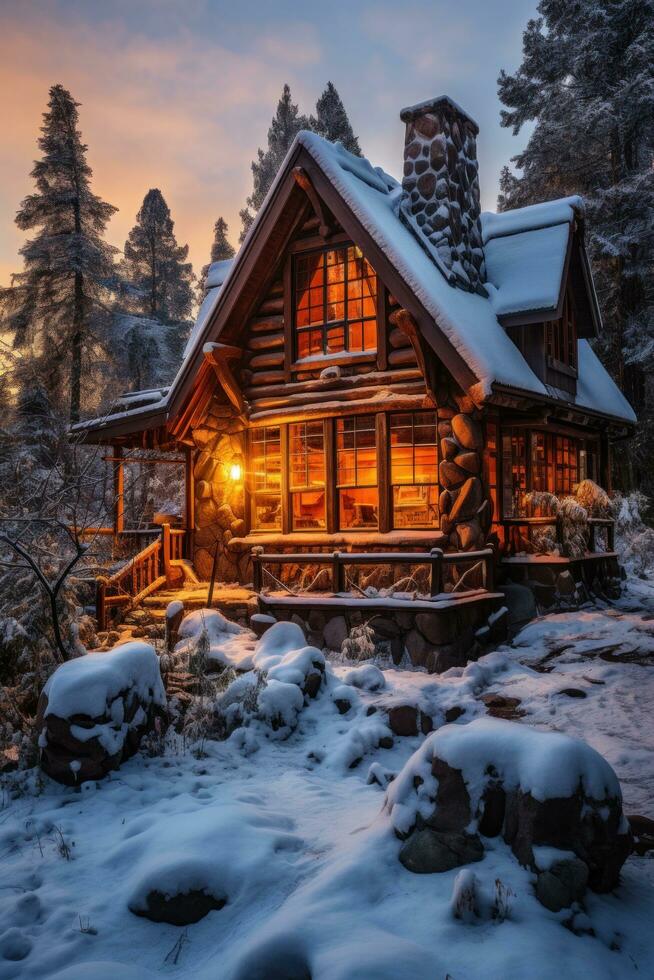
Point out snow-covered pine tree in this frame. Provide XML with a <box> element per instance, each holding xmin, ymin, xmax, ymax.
<box><xmin>310</xmin><ymin>81</ymin><xmax>361</xmax><ymax>155</ymax></box>
<box><xmin>121</xmin><ymin>188</ymin><xmax>195</xmax><ymax>323</ymax></box>
<box><xmin>497</xmin><ymin>0</ymin><xmax>654</xmax><ymax>494</ymax></box>
<box><xmin>117</xmin><ymin>189</ymin><xmax>195</xmax><ymax>392</ymax></box>
<box><xmin>0</xmin><ymin>85</ymin><xmax>118</xmax><ymax>423</ymax></box>
<box><xmin>199</xmin><ymin>216</ymin><xmax>235</xmax><ymax>292</ymax></box>
<box><xmin>239</xmin><ymin>84</ymin><xmax>309</xmax><ymax>242</ymax></box>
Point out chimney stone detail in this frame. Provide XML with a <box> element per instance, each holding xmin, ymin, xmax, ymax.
<box><xmin>400</xmin><ymin>96</ymin><xmax>486</xmax><ymax>294</ymax></box>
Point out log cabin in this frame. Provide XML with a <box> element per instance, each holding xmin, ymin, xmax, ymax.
<box><xmin>74</xmin><ymin>95</ymin><xmax>636</xmax><ymax>670</ymax></box>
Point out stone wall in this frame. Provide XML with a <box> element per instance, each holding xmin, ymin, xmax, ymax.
<box><xmin>400</xmin><ymin>96</ymin><xmax>486</xmax><ymax>294</ymax></box>
<box><xmin>258</xmin><ymin>594</ymin><xmax>507</xmax><ymax>674</ymax></box>
<box><xmin>192</xmin><ymin>395</ymin><xmax>249</xmax><ymax>584</ymax></box>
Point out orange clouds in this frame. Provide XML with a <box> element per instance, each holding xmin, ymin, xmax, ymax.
<box><xmin>0</xmin><ymin>11</ymin><xmax>323</xmax><ymax>286</ymax></box>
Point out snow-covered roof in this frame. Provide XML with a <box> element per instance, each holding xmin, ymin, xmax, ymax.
<box><xmin>481</xmin><ymin>197</ymin><xmax>581</xmax><ymax>319</ymax></box>
<box><xmin>73</xmin><ymin>134</ymin><xmax>635</xmax><ymax>435</ymax></box>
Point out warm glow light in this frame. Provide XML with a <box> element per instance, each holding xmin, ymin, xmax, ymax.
<box><xmin>229</xmin><ymin>463</ymin><xmax>242</xmax><ymax>482</ymax></box>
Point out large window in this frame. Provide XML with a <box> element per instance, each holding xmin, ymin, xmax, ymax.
<box><xmin>546</xmin><ymin>288</ymin><xmax>577</xmax><ymax>371</ymax></box>
<box><xmin>390</xmin><ymin>412</ymin><xmax>439</xmax><ymax>528</ymax></box>
<box><xmin>289</xmin><ymin>421</ymin><xmax>326</xmax><ymax>529</ymax></box>
<box><xmin>251</xmin><ymin>427</ymin><xmax>282</xmax><ymax>530</ymax></box>
<box><xmin>336</xmin><ymin>415</ymin><xmax>378</xmax><ymax>529</ymax></box>
<box><xmin>294</xmin><ymin>245</ymin><xmax>377</xmax><ymax>359</ymax></box>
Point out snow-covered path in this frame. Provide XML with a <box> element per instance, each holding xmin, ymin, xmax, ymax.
<box><xmin>1</xmin><ymin>583</ymin><xmax>654</xmax><ymax>979</ymax></box>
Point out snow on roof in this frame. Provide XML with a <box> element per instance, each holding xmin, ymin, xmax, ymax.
<box><xmin>481</xmin><ymin>196</ymin><xmax>583</xmax><ymax>244</ymax></box>
<box><xmin>205</xmin><ymin>257</ymin><xmax>234</xmax><ymax>289</ymax></box>
<box><xmin>73</xmin><ymin>134</ymin><xmax>635</xmax><ymax>434</ymax></box>
<box><xmin>575</xmin><ymin>340</ymin><xmax>637</xmax><ymax>423</ymax></box>
<box><xmin>295</xmin><ymin>131</ymin><xmax>547</xmax><ymax>402</ymax></box>
<box><xmin>484</xmin><ymin>222</ymin><xmax>570</xmax><ymax>317</ymax></box>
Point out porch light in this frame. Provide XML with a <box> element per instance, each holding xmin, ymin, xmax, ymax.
<box><xmin>229</xmin><ymin>462</ymin><xmax>242</xmax><ymax>482</ymax></box>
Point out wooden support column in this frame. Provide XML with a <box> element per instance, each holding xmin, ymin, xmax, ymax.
<box><xmin>112</xmin><ymin>445</ymin><xmax>124</xmax><ymax>536</ymax></box>
<box><xmin>324</xmin><ymin>419</ymin><xmax>336</xmax><ymax>533</ymax></box>
<box><xmin>281</xmin><ymin>425</ymin><xmax>291</xmax><ymax>535</ymax></box>
<box><xmin>185</xmin><ymin>446</ymin><xmax>195</xmax><ymax>561</ymax></box>
<box><xmin>161</xmin><ymin>523</ymin><xmax>172</xmax><ymax>586</ymax></box>
<box><xmin>376</xmin><ymin>412</ymin><xmax>390</xmax><ymax>533</ymax></box>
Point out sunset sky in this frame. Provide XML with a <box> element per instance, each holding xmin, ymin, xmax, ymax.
<box><xmin>0</xmin><ymin>0</ymin><xmax>538</xmax><ymax>289</ymax></box>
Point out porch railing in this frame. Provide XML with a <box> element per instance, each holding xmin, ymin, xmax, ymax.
<box><xmin>95</xmin><ymin>524</ymin><xmax>186</xmax><ymax>630</ymax></box>
<box><xmin>500</xmin><ymin>516</ymin><xmax>615</xmax><ymax>555</ymax></box>
<box><xmin>251</xmin><ymin>547</ymin><xmax>495</xmax><ymax>598</ymax></box>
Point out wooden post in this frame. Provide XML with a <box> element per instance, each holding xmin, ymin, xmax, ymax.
<box><xmin>588</xmin><ymin>521</ymin><xmax>596</xmax><ymax>554</ymax></box>
<box><xmin>185</xmin><ymin>446</ymin><xmax>195</xmax><ymax>562</ymax></box>
<box><xmin>96</xmin><ymin>580</ymin><xmax>106</xmax><ymax>632</ymax></box>
<box><xmin>162</xmin><ymin>523</ymin><xmax>172</xmax><ymax>586</ymax></box>
<box><xmin>429</xmin><ymin>548</ymin><xmax>443</xmax><ymax>596</ymax></box>
<box><xmin>251</xmin><ymin>549</ymin><xmax>262</xmax><ymax>593</ymax></box>
<box><xmin>332</xmin><ymin>551</ymin><xmax>345</xmax><ymax>593</ymax></box>
<box><xmin>376</xmin><ymin>413</ymin><xmax>390</xmax><ymax>533</ymax></box>
<box><xmin>485</xmin><ymin>548</ymin><xmax>495</xmax><ymax>592</ymax></box>
<box><xmin>207</xmin><ymin>538</ymin><xmax>221</xmax><ymax>607</ymax></box>
<box><xmin>113</xmin><ymin>445</ymin><xmax>124</xmax><ymax>537</ymax></box>
<box><xmin>608</xmin><ymin>520</ymin><xmax>615</xmax><ymax>552</ymax></box>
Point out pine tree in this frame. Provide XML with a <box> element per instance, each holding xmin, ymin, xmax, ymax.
<box><xmin>199</xmin><ymin>216</ymin><xmax>235</xmax><ymax>291</ymax></box>
<box><xmin>310</xmin><ymin>81</ymin><xmax>361</xmax><ymax>155</ymax></box>
<box><xmin>0</xmin><ymin>85</ymin><xmax>118</xmax><ymax>423</ymax></box>
<box><xmin>240</xmin><ymin>84</ymin><xmax>309</xmax><ymax>241</ymax></box>
<box><xmin>497</xmin><ymin>0</ymin><xmax>654</xmax><ymax>494</ymax></box>
<box><xmin>121</xmin><ymin>188</ymin><xmax>195</xmax><ymax>322</ymax></box>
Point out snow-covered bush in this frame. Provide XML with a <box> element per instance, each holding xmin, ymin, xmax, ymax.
<box><xmin>559</xmin><ymin>496</ymin><xmax>588</xmax><ymax>558</ymax></box>
<box><xmin>341</xmin><ymin>621</ymin><xmax>376</xmax><ymax>661</ymax></box>
<box><xmin>614</xmin><ymin>491</ymin><xmax>654</xmax><ymax>574</ymax></box>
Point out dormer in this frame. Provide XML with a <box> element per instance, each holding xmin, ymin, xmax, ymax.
<box><xmin>482</xmin><ymin>201</ymin><xmax>599</xmax><ymax>399</ymax></box>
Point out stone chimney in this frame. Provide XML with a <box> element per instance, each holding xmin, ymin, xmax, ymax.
<box><xmin>400</xmin><ymin>96</ymin><xmax>486</xmax><ymax>294</ymax></box>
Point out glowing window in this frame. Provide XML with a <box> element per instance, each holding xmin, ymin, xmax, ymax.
<box><xmin>289</xmin><ymin>421</ymin><xmax>326</xmax><ymax>530</ymax></box>
<box><xmin>390</xmin><ymin>412</ymin><xmax>439</xmax><ymax>528</ymax></box>
<box><xmin>294</xmin><ymin>245</ymin><xmax>377</xmax><ymax>358</ymax></box>
<box><xmin>336</xmin><ymin>415</ymin><xmax>378</xmax><ymax>529</ymax></box>
<box><xmin>251</xmin><ymin>427</ymin><xmax>281</xmax><ymax>530</ymax></box>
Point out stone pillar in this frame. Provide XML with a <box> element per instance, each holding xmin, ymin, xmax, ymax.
<box><xmin>435</xmin><ymin>375</ymin><xmax>490</xmax><ymax>552</ymax></box>
<box><xmin>191</xmin><ymin>397</ymin><xmax>247</xmax><ymax>584</ymax></box>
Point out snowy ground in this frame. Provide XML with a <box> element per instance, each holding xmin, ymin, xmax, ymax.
<box><xmin>1</xmin><ymin>581</ymin><xmax>654</xmax><ymax>979</ymax></box>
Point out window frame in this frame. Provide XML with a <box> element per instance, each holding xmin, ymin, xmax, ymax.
<box><xmin>249</xmin><ymin>425</ymin><xmax>283</xmax><ymax>532</ymax></box>
<box><xmin>335</xmin><ymin>414</ymin><xmax>379</xmax><ymax>530</ymax></box>
<box><xmin>288</xmin><ymin>420</ymin><xmax>327</xmax><ymax>531</ymax></box>
<box><xmin>389</xmin><ymin>411</ymin><xmax>439</xmax><ymax>530</ymax></box>
<box><xmin>291</xmin><ymin>243</ymin><xmax>378</xmax><ymax>361</ymax></box>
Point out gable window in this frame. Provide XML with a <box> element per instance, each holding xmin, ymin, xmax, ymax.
<box><xmin>251</xmin><ymin>426</ymin><xmax>282</xmax><ymax>530</ymax></box>
<box><xmin>546</xmin><ymin>288</ymin><xmax>577</xmax><ymax>372</ymax></box>
<box><xmin>294</xmin><ymin>245</ymin><xmax>377</xmax><ymax>359</ymax></box>
<box><xmin>390</xmin><ymin>412</ymin><xmax>439</xmax><ymax>528</ymax></box>
<box><xmin>336</xmin><ymin>415</ymin><xmax>378</xmax><ymax>528</ymax></box>
<box><xmin>289</xmin><ymin>421</ymin><xmax>326</xmax><ymax>529</ymax></box>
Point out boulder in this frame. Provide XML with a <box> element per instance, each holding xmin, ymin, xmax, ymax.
<box><xmin>556</xmin><ymin>570</ymin><xmax>577</xmax><ymax>596</ymax></box>
<box><xmin>130</xmin><ymin>888</ymin><xmax>226</xmax><ymax>925</ymax></box>
<box><xmin>399</xmin><ymin>829</ymin><xmax>484</xmax><ymax>874</ymax></box>
<box><xmin>388</xmin><ymin>704</ymin><xmax>419</xmax><ymax>737</ymax></box>
<box><xmin>628</xmin><ymin>814</ymin><xmax>654</xmax><ymax>856</ymax></box>
<box><xmin>441</xmin><ymin>437</ymin><xmax>459</xmax><ymax>460</ymax></box>
<box><xmin>535</xmin><ymin>858</ymin><xmax>589</xmax><ymax>912</ymax></box>
<box><xmin>415</xmin><ymin>612</ymin><xmax>455</xmax><ymax>646</ymax></box>
<box><xmin>501</xmin><ymin>583</ymin><xmax>537</xmax><ymax>632</ymax></box>
<box><xmin>323</xmin><ymin>615</ymin><xmax>348</xmax><ymax>651</ymax></box>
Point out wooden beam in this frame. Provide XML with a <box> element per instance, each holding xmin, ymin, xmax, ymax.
<box><xmin>376</xmin><ymin>413</ymin><xmax>390</xmax><ymax>533</ymax></box>
<box><xmin>389</xmin><ymin>308</ymin><xmax>434</xmax><ymax>401</ymax></box>
<box><xmin>292</xmin><ymin>166</ymin><xmax>334</xmax><ymax>239</ymax></box>
<box><xmin>185</xmin><ymin>446</ymin><xmax>195</xmax><ymax>561</ymax></box>
<box><xmin>113</xmin><ymin>445</ymin><xmax>124</xmax><ymax>535</ymax></box>
<box><xmin>203</xmin><ymin>345</ymin><xmax>248</xmax><ymax>420</ymax></box>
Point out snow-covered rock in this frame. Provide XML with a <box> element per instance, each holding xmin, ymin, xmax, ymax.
<box><xmin>385</xmin><ymin>717</ymin><xmax>631</xmax><ymax>891</ymax></box>
<box><xmin>37</xmin><ymin>642</ymin><xmax>167</xmax><ymax>785</ymax></box>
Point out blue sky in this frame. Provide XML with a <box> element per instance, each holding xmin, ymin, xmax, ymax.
<box><xmin>0</xmin><ymin>0</ymin><xmax>538</xmax><ymax>284</ymax></box>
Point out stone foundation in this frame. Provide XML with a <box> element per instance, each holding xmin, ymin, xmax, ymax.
<box><xmin>257</xmin><ymin>594</ymin><xmax>507</xmax><ymax>674</ymax></box>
